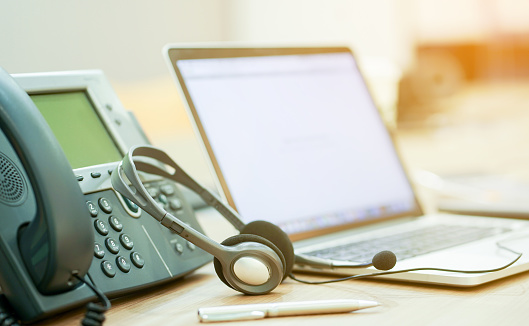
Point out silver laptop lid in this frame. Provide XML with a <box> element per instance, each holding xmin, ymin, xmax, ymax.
<box><xmin>165</xmin><ymin>45</ymin><xmax>422</xmax><ymax>241</ymax></box>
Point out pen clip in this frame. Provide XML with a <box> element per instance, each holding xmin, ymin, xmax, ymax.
<box><xmin>198</xmin><ymin>310</ymin><xmax>266</xmax><ymax>323</ymax></box>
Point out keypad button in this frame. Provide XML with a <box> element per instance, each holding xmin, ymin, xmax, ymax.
<box><xmin>169</xmin><ymin>198</ymin><xmax>183</xmax><ymax>211</ymax></box>
<box><xmin>91</xmin><ymin>172</ymin><xmax>102</xmax><ymax>178</ymax></box>
<box><xmin>98</xmin><ymin>197</ymin><xmax>112</xmax><ymax>214</ymax></box>
<box><xmin>86</xmin><ymin>201</ymin><xmax>98</xmax><ymax>217</ymax></box>
<box><xmin>116</xmin><ymin>256</ymin><xmax>131</xmax><ymax>273</ymax></box>
<box><xmin>130</xmin><ymin>252</ymin><xmax>145</xmax><ymax>268</ymax></box>
<box><xmin>160</xmin><ymin>184</ymin><xmax>175</xmax><ymax>196</ymax></box>
<box><xmin>122</xmin><ymin>196</ymin><xmax>139</xmax><ymax>214</ymax></box>
<box><xmin>101</xmin><ymin>260</ymin><xmax>116</xmax><ymax>277</ymax></box>
<box><xmin>105</xmin><ymin>238</ymin><xmax>120</xmax><ymax>254</ymax></box>
<box><xmin>94</xmin><ymin>219</ymin><xmax>109</xmax><ymax>236</ymax></box>
<box><xmin>109</xmin><ymin>216</ymin><xmax>123</xmax><ymax>232</ymax></box>
<box><xmin>119</xmin><ymin>234</ymin><xmax>134</xmax><ymax>250</ymax></box>
<box><xmin>175</xmin><ymin>242</ymin><xmax>184</xmax><ymax>254</ymax></box>
<box><xmin>158</xmin><ymin>194</ymin><xmax>168</xmax><ymax>205</ymax></box>
<box><xmin>187</xmin><ymin>242</ymin><xmax>196</xmax><ymax>250</ymax></box>
<box><xmin>146</xmin><ymin>187</ymin><xmax>159</xmax><ymax>198</ymax></box>
<box><xmin>94</xmin><ymin>243</ymin><xmax>105</xmax><ymax>259</ymax></box>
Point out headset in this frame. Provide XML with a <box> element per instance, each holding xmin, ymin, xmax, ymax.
<box><xmin>111</xmin><ymin>145</ymin><xmax>523</xmax><ymax>295</ymax></box>
<box><xmin>111</xmin><ymin>145</ymin><xmax>398</xmax><ymax>295</ymax></box>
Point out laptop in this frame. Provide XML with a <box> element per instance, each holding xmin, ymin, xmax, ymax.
<box><xmin>163</xmin><ymin>44</ymin><xmax>529</xmax><ymax>287</ymax></box>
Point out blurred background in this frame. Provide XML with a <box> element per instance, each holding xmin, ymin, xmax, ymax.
<box><xmin>2</xmin><ymin>0</ymin><xmax>529</xmax><ymax>213</ymax></box>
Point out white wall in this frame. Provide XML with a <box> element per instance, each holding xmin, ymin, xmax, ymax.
<box><xmin>416</xmin><ymin>0</ymin><xmax>529</xmax><ymax>43</ymax></box>
<box><xmin>0</xmin><ymin>0</ymin><xmax>418</xmax><ymax>81</ymax></box>
<box><xmin>0</xmin><ymin>1</ymin><xmax>226</xmax><ymax>82</ymax></box>
<box><xmin>3</xmin><ymin>0</ymin><xmax>528</xmax><ymax>185</ymax></box>
<box><xmin>0</xmin><ymin>1</ymin><xmax>228</xmax><ymax>186</ymax></box>
<box><xmin>223</xmin><ymin>0</ymin><xmax>416</xmax><ymax>70</ymax></box>
<box><xmin>3</xmin><ymin>1</ymin><xmax>529</xmax><ymax>83</ymax></box>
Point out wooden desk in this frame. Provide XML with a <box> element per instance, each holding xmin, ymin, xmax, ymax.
<box><xmin>42</xmin><ymin>79</ymin><xmax>529</xmax><ymax>325</ymax></box>
<box><xmin>44</xmin><ymin>244</ymin><xmax>529</xmax><ymax>326</ymax></box>
<box><xmin>41</xmin><ymin>204</ymin><xmax>529</xmax><ymax>326</ymax></box>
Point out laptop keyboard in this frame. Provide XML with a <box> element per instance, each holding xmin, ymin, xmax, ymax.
<box><xmin>303</xmin><ymin>224</ymin><xmax>510</xmax><ymax>263</ymax></box>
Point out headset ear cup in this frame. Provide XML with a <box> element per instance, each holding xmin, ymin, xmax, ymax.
<box><xmin>213</xmin><ymin>234</ymin><xmax>286</xmax><ymax>289</ymax></box>
<box><xmin>241</xmin><ymin>221</ymin><xmax>295</xmax><ymax>278</ymax></box>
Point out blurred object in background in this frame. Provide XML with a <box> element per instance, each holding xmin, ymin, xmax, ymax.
<box><xmin>397</xmin><ymin>48</ymin><xmax>465</xmax><ymax>126</ymax></box>
<box><xmin>414</xmin><ymin>170</ymin><xmax>529</xmax><ymax>219</ymax></box>
<box><xmin>397</xmin><ymin>37</ymin><xmax>529</xmax><ymax>127</ymax></box>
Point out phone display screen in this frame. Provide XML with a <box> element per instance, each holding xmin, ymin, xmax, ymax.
<box><xmin>30</xmin><ymin>91</ymin><xmax>122</xmax><ymax>169</ymax></box>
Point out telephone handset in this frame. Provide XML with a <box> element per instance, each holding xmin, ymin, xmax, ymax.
<box><xmin>0</xmin><ymin>68</ymin><xmax>210</xmax><ymax>323</ymax></box>
<box><xmin>0</xmin><ymin>67</ymin><xmax>96</xmax><ymax>322</ymax></box>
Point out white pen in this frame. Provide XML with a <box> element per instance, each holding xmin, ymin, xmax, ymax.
<box><xmin>197</xmin><ymin>299</ymin><xmax>379</xmax><ymax>322</ymax></box>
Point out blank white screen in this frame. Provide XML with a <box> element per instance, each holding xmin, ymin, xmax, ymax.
<box><xmin>177</xmin><ymin>53</ymin><xmax>415</xmax><ymax>234</ymax></box>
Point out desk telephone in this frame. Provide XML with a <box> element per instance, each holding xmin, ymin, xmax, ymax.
<box><xmin>0</xmin><ymin>68</ymin><xmax>210</xmax><ymax>323</ymax></box>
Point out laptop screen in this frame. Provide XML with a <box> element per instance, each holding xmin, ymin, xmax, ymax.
<box><xmin>166</xmin><ymin>46</ymin><xmax>421</xmax><ymax>240</ymax></box>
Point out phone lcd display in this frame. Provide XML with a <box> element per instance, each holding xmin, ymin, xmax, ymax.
<box><xmin>30</xmin><ymin>91</ymin><xmax>122</xmax><ymax>169</ymax></box>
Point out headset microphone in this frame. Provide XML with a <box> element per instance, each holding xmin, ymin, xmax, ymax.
<box><xmin>295</xmin><ymin>251</ymin><xmax>397</xmax><ymax>271</ymax></box>
<box><xmin>372</xmin><ymin>251</ymin><xmax>398</xmax><ymax>270</ymax></box>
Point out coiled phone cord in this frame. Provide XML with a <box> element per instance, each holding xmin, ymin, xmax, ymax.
<box><xmin>74</xmin><ymin>274</ymin><xmax>111</xmax><ymax>326</ymax></box>
<box><xmin>0</xmin><ymin>275</ymin><xmax>110</xmax><ymax>326</ymax></box>
<box><xmin>0</xmin><ymin>294</ymin><xmax>20</xmax><ymax>326</ymax></box>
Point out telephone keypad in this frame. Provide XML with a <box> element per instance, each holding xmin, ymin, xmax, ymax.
<box><xmin>130</xmin><ymin>252</ymin><xmax>145</xmax><ymax>268</ymax></box>
<box><xmin>89</xmin><ymin>182</ymin><xmax>209</xmax><ymax>282</ymax></box>
<box><xmin>94</xmin><ymin>219</ymin><xmax>109</xmax><ymax>236</ymax></box>
<box><xmin>116</xmin><ymin>256</ymin><xmax>131</xmax><ymax>273</ymax></box>
<box><xmin>101</xmin><ymin>260</ymin><xmax>116</xmax><ymax>278</ymax></box>
<box><xmin>105</xmin><ymin>238</ymin><xmax>120</xmax><ymax>254</ymax></box>
<box><xmin>108</xmin><ymin>216</ymin><xmax>123</xmax><ymax>232</ymax></box>
<box><xmin>94</xmin><ymin>243</ymin><xmax>105</xmax><ymax>259</ymax></box>
<box><xmin>98</xmin><ymin>197</ymin><xmax>112</xmax><ymax>213</ymax></box>
<box><xmin>91</xmin><ymin>193</ymin><xmax>148</xmax><ymax>278</ymax></box>
<box><xmin>119</xmin><ymin>234</ymin><xmax>134</xmax><ymax>250</ymax></box>
<box><xmin>86</xmin><ymin>201</ymin><xmax>98</xmax><ymax>217</ymax></box>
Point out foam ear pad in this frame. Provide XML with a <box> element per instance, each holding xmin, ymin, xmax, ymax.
<box><xmin>241</xmin><ymin>221</ymin><xmax>295</xmax><ymax>278</ymax></box>
<box><xmin>213</xmin><ymin>234</ymin><xmax>286</xmax><ymax>289</ymax></box>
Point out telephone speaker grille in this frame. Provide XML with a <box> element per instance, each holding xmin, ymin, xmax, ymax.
<box><xmin>0</xmin><ymin>152</ymin><xmax>27</xmax><ymax>205</ymax></box>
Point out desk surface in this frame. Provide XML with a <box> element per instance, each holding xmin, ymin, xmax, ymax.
<box><xmin>44</xmin><ymin>254</ymin><xmax>529</xmax><ymax>326</ymax></box>
<box><xmin>43</xmin><ymin>80</ymin><xmax>529</xmax><ymax>325</ymax></box>
<box><xmin>44</xmin><ymin>208</ymin><xmax>529</xmax><ymax>326</ymax></box>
